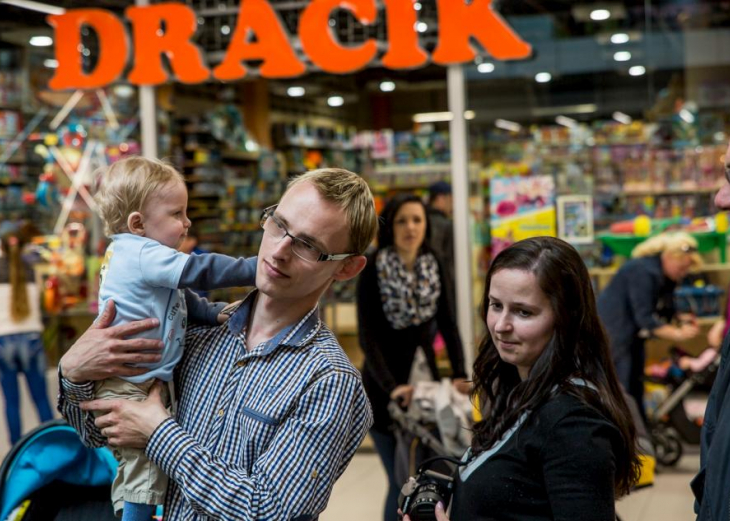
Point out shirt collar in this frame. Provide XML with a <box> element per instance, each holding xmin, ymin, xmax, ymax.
<box><xmin>226</xmin><ymin>290</ymin><xmax>322</xmax><ymax>355</ymax></box>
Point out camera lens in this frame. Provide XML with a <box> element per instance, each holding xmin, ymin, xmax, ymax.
<box><xmin>407</xmin><ymin>484</ymin><xmax>445</xmax><ymax>521</ymax></box>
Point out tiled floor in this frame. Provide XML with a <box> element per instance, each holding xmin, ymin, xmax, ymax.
<box><xmin>1</xmin><ymin>371</ymin><xmax>702</xmax><ymax>521</ymax></box>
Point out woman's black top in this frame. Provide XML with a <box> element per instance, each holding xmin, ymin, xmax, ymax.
<box><xmin>597</xmin><ymin>255</ymin><xmax>676</xmax><ymax>374</ymax></box>
<box><xmin>450</xmin><ymin>393</ymin><xmax>621</xmax><ymax>521</ymax></box>
<box><xmin>356</xmin><ymin>251</ymin><xmax>466</xmax><ymax>432</ymax></box>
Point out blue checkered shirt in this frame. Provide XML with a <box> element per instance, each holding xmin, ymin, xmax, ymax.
<box><xmin>58</xmin><ymin>291</ymin><xmax>373</xmax><ymax>520</ymax></box>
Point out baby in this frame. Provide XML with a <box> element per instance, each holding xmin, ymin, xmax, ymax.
<box><xmin>93</xmin><ymin>156</ymin><xmax>255</xmax><ymax>521</ymax></box>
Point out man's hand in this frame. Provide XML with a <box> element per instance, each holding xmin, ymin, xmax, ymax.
<box><xmin>401</xmin><ymin>501</ymin><xmax>449</xmax><ymax>521</ymax></box>
<box><xmin>60</xmin><ymin>300</ymin><xmax>163</xmax><ymax>383</ymax></box>
<box><xmin>81</xmin><ymin>381</ymin><xmax>170</xmax><ymax>448</ymax></box>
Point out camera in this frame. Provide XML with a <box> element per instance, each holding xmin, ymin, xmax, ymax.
<box><xmin>398</xmin><ymin>468</ymin><xmax>454</xmax><ymax>521</ymax></box>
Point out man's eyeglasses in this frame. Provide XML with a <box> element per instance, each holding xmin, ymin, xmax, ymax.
<box><xmin>680</xmin><ymin>243</ymin><xmax>698</xmax><ymax>253</ymax></box>
<box><xmin>260</xmin><ymin>205</ymin><xmax>356</xmax><ymax>263</ymax></box>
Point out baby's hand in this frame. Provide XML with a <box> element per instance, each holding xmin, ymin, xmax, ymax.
<box><xmin>217</xmin><ymin>301</ymin><xmax>242</xmax><ymax>324</ymax></box>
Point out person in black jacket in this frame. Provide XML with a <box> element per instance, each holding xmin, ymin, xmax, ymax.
<box><xmin>692</xmin><ymin>148</ymin><xmax>730</xmax><ymax>521</ymax></box>
<box><xmin>405</xmin><ymin>236</ymin><xmax>640</xmax><ymax>521</ymax></box>
<box><xmin>356</xmin><ymin>193</ymin><xmax>467</xmax><ymax>521</ymax></box>
<box><xmin>597</xmin><ymin>232</ymin><xmax>701</xmax><ymax>420</ymax></box>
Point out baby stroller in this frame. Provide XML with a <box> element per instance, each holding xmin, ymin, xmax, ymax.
<box><xmin>645</xmin><ymin>346</ymin><xmax>720</xmax><ymax>466</ymax></box>
<box><xmin>0</xmin><ymin>419</ymin><xmax>117</xmax><ymax>521</ymax></box>
<box><xmin>388</xmin><ymin>379</ymin><xmax>473</xmax><ymax>486</ymax></box>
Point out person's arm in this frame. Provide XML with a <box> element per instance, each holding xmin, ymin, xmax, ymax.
<box><xmin>89</xmin><ymin>371</ymin><xmax>372</xmax><ymax>519</ymax></box>
<box><xmin>626</xmin><ymin>269</ymin><xmax>696</xmax><ymax>341</ymax></box>
<box><xmin>184</xmin><ymin>289</ymin><xmax>227</xmax><ymax>326</ymax></box>
<box><xmin>57</xmin><ymin>300</ymin><xmax>163</xmax><ymax>446</ymax></box>
<box><xmin>179</xmin><ymin>254</ymin><xmax>257</xmax><ymax>290</ymax></box>
<box><xmin>434</xmin><ymin>260</ymin><xmax>466</xmax><ymax>379</ymax></box>
<box><xmin>356</xmin><ymin>260</ymin><xmax>398</xmax><ymax>395</ymax></box>
<box><xmin>541</xmin><ymin>411</ymin><xmax>618</xmax><ymax>521</ymax></box>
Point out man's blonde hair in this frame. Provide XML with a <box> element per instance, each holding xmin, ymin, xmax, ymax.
<box><xmin>287</xmin><ymin>168</ymin><xmax>378</xmax><ymax>255</ymax></box>
<box><xmin>95</xmin><ymin>156</ymin><xmax>184</xmax><ymax>237</ymax></box>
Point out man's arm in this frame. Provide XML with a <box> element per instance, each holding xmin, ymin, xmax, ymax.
<box><xmin>87</xmin><ymin>371</ymin><xmax>373</xmax><ymax>520</ymax></box>
<box><xmin>57</xmin><ymin>300</ymin><xmax>162</xmax><ymax>445</ymax></box>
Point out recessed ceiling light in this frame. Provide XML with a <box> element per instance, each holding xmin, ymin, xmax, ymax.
<box><xmin>610</xmin><ymin>33</ymin><xmax>630</xmax><ymax>44</ymax></box>
<box><xmin>590</xmin><ymin>9</ymin><xmax>611</xmax><ymax>21</ymax></box>
<box><xmin>327</xmin><ymin>95</ymin><xmax>344</xmax><ymax>107</ymax></box>
<box><xmin>221</xmin><ymin>25</ymin><xmax>230</xmax><ymax>35</ymax></box>
<box><xmin>477</xmin><ymin>63</ymin><xmax>495</xmax><ymax>74</ymax></box>
<box><xmin>29</xmin><ymin>35</ymin><xmax>53</xmax><ymax>47</ymax></box>
<box><xmin>465</xmin><ymin>110</ymin><xmax>475</xmax><ymax>120</ymax></box>
<box><xmin>612</xmin><ymin>111</ymin><xmax>632</xmax><ymax>124</ymax></box>
<box><xmin>614</xmin><ymin>51</ymin><xmax>631</xmax><ymax>62</ymax></box>
<box><xmin>556</xmin><ymin>115</ymin><xmax>578</xmax><ymax>128</ymax></box>
<box><xmin>629</xmin><ymin>65</ymin><xmax>646</xmax><ymax>76</ymax></box>
<box><xmin>1</xmin><ymin>0</ymin><xmax>64</xmax><ymax>15</ymax></box>
<box><xmin>416</xmin><ymin>22</ymin><xmax>428</xmax><ymax>33</ymax></box>
<box><xmin>495</xmin><ymin>119</ymin><xmax>522</xmax><ymax>132</ymax></box>
<box><xmin>379</xmin><ymin>81</ymin><xmax>396</xmax><ymax>92</ymax></box>
<box><xmin>43</xmin><ymin>58</ymin><xmax>58</xmax><ymax>68</ymax></box>
<box><xmin>287</xmin><ymin>86</ymin><xmax>305</xmax><ymax>97</ymax></box>
<box><xmin>413</xmin><ymin>2</ymin><xmax>422</xmax><ymax>11</ymax></box>
<box><xmin>535</xmin><ymin>72</ymin><xmax>552</xmax><ymax>83</ymax></box>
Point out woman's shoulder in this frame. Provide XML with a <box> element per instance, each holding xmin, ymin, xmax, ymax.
<box><xmin>534</xmin><ymin>390</ymin><xmax>616</xmax><ymax>431</ymax></box>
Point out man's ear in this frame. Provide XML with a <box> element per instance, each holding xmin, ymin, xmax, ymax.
<box><xmin>333</xmin><ymin>255</ymin><xmax>367</xmax><ymax>282</ymax></box>
<box><xmin>127</xmin><ymin>212</ymin><xmax>145</xmax><ymax>236</ymax></box>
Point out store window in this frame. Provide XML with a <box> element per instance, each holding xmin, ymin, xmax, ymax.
<box><xmin>466</xmin><ymin>1</ymin><xmax>730</xmax><ymax>354</ymax></box>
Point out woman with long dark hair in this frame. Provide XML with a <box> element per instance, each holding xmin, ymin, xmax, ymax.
<box><xmin>404</xmin><ymin>236</ymin><xmax>640</xmax><ymax>521</ymax></box>
<box><xmin>356</xmin><ymin>193</ymin><xmax>467</xmax><ymax>521</ymax></box>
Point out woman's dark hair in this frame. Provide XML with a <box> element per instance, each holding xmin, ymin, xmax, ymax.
<box><xmin>471</xmin><ymin>236</ymin><xmax>640</xmax><ymax>497</ymax></box>
<box><xmin>377</xmin><ymin>193</ymin><xmax>431</xmax><ymax>250</ymax></box>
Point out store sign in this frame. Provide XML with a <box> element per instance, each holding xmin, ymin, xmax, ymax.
<box><xmin>47</xmin><ymin>0</ymin><xmax>531</xmax><ymax>90</ymax></box>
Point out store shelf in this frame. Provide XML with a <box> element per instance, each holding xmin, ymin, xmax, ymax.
<box><xmin>374</xmin><ymin>163</ymin><xmax>453</xmax><ymax>176</ymax></box>
<box><xmin>617</xmin><ymin>185</ymin><xmax>723</xmax><ymax>197</ymax></box>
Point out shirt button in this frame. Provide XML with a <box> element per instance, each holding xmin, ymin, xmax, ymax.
<box><xmin>218</xmin><ymin>409</ymin><xmax>224</xmax><ymax>417</ymax></box>
<box><xmin>311</xmin><ymin>470</ymin><xmax>319</xmax><ymax>479</ymax></box>
<box><xmin>236</xmin><ymin>361</ymin><xmax>245</xmax><ymax>367</ymax></box>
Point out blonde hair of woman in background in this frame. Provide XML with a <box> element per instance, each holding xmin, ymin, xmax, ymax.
<box><xmin>632</xmin><ymin>231</ymin><xmax>703</xmax><ymax>270</ymax></box>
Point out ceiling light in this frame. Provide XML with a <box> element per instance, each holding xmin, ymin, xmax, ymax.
<box><xmin>556</xmin><ymin>115</ymin><xmax>578</xmax><ymax>128</ymax></box>
<box><xmin>327</xmin><ymin>95</ymin><xmax>344</xmax><ymax>107</ymax></box>
<box><xmin>629</xmin><ymin>65</ymin><xmax>646</xmax><ymax>76</ymax></box>
<box><xmin>416</xmin><ymin>22</ymin><xmax>428</xmax><ymax>33</ymax></box>
<box><xmin>221</xmin><ymin>25</ymin><xmax>230</xmax><ymax>35</ymax></box>
<box><xmin>495</xmin><ymin>119</ymin><xmax>522</xmax><ymax>132</ymax></box>
<box><xmin>413</xmin><ymin>2</ymin><xmax>422</xmax><ymax>10</ymax></box>
<box><xmin>379</xmin><ymin>81</ymin><xmax>396</xmax><ymax>92</ymax></box>
<box><xmin>412</xmin><ymin>111</ymin><xmax>474</xmax><ymax>123</ymax></box>
<box><xmin>287</xmin><ymin>86</ymin><xmax>305</xmax><ymax>97</ymax></box>
<box><xmin>535</xmin><ymin>72</ymin><xmax>552</xmax><ymax>83</ymax></box>
<box><xmin>679</xmin><ymin>109</ymin><xmax>695</xmax><ymax>124</ymax></box>
<box><xmin>610</xmin><ymin>33</ymin><xmax>630</xmax><ymax>44</ymax></box>
<box><xmin>612</xmin><ymin>111</ymin><xmax>632</xmax><ymax>124</ymax></box>
<box><xmin>43</xmin><ymin>58</ymin><xmax>58</xmax><ymax>68</ymax></box>
<box><xmin>590</xmin><ymin>9</ymin><xmax>611</xmax><ymax>21</ymax></box>
<box><xmin>29</xmin><ymin>35</ymin><xmax>53</xmax><ymax>47</ymax></box>
<box><xmin>614</xmin><ymin>51</ymin><xmax>631</xmax><ymax>62</ymax></box>
<box><xmin>113</xmin><ymin>85</ymin><xmax>135</xmax><ymax>98</ymax></box>
<box><xmin>477</xmin><ymin>63</ymin><xmax>495</xmax><ymax>74</ymax></box>
<box><xmin>0</xmin><ymin>0</ymin><xmax>64</xmax><ymax>15</ymax></box>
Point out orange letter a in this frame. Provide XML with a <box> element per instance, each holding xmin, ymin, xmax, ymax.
<box><xmin>213</xmin><ymin>0</ymin><xmax>304</xmax><ymax>80</ymax></box>
<box><xmin>432</xmin><ymin>0</ymin><xmax>531</xmax><ymax>64</ymax></box>
<box><xmin>48</xmin><ymin>9</ymin><xmax>128</xmax><ymax>90</ymax></box>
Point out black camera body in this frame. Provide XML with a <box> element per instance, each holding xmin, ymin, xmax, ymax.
<box><xmin>398</xmin><ymin>469</ymin><xmax>454</xmax><ymax>521</ymax></box>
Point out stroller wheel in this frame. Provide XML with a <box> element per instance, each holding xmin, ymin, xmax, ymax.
<box><xmin>651</xmin><ymin>427</ymin><xmax>683</xmax><ymax>467</ymax></box>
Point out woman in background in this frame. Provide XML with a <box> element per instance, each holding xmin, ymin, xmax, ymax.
<box><xmin>356</xmin><ymin>193</ymin><xmax>467</xmax><ymax>521</ymax></box>
<box><xmin>0</xmin><ymin>222</ymin><xmax>53</xmax><ymax>444</ymax></box>
<box><xmin>598</xmin><ymin>232</ymin><xmax>701</xmax><ymax>420</ymax></box>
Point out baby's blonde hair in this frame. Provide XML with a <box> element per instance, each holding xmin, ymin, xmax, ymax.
<box><xmin>95</xmin><ymin>156</ymin><xmax>184</xmax><ymax>237</ymax></box>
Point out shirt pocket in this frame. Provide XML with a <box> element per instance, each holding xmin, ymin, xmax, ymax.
<box><xmin>238</xmin><ymin>405</ymin><xmax>281</xmax><ymax>470</ymax></box>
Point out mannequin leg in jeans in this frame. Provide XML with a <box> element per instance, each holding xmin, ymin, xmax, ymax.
<box><xmin>370</xmin><ymin>428</ymin><xmax>399</xmax><ymax>521</ymax></box>
<box><xmin>0</xmin><ymin>354</ymin><xmax>21</xmax><ymax>444</ymax></box>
